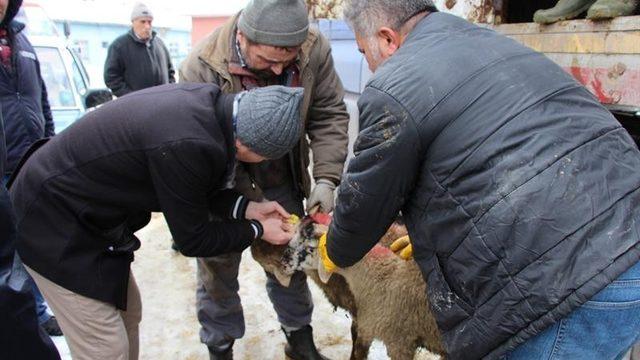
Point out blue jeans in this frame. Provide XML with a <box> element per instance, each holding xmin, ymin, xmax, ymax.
<box><xmin>505</xmin><ymin>260</ymin><xmax>640</xmax><ymax>360</ymax></box>
<box><xmin>3</xmin><ymin>174</ymin><xmax>51</xmax><ymax>325</ymax></box>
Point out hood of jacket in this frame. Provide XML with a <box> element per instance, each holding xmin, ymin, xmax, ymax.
<box><xmin>1</xmin><ymin>0</ymin><xmax>22</xmax><ymax>28</ymax></box>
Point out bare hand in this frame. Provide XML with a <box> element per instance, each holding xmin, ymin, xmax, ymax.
<box><xmin>260</xmin><ymin>218</ymin><xmax>295</xmax><ymax>245</ymax></box>
<box><xmin>246</xmin><ymin>201</ymin><xmax>290</xmax><ymax>222</ymax></box>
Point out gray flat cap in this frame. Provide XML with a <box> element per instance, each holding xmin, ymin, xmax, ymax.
<box><xmin>236</xmin><ymin>86</ymin><xmax>304</xmax><ymax>159</ymax></box>
<box><xmin>238</xmin><ymin>0</ymin><xmax>309</xmax><ymax>47</ymax></box>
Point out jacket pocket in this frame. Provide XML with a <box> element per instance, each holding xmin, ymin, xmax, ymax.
<box><xmin>426</xmin><ymin>255</ymin><xmax>474</xmax><ymax>332</ymax></box>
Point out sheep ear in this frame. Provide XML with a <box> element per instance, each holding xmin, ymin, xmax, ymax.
<box><xmin>317</xmin><ymin>259</ymin><xmax>333</xmax><ymax>284</ymax></box>
<box><xmin>273</xmin><ymin>269</ymin><xmax>292</xmax><ymax>287</ymax></box>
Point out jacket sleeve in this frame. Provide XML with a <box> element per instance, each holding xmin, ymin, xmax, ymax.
<box><xmin>306</xmin><ymin>34</ymin><xmax>350</xmax><ymax>184</ymax></box>
<box><xmin>147</xmin><ymin>141</ymin><xmax>256</xmax><ymax>257</ymax></box>
<box><xmin>103</xmin><ymin>42</ymin><xmax>131</xmax><ymax>97</ymax></box>
<box><xmin>38</xmin><ymin>65</ymin><xmax>55</xmax><ymax>137</ymax></box>
<box><xmin>327</xmin><ymin>86</ymin><xmax>422</xmax><ymax>267</ymax></box>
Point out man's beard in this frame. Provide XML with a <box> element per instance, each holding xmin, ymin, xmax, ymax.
<box><xmin>248</xmin><ymin>67</ymin><xmax>279</xmax><ymax>80</ymax></box>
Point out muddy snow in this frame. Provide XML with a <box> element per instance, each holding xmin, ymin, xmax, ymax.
<box><xmin>52</xmin><ymin>213</ymin><xmax>440</xmax><ymax>360</ymax></box>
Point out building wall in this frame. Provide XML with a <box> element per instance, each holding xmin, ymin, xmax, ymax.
<box><xmin>191</xmin><ymin>16</ymin><xmax>230</xmax><ymax>46</ymax></box>
<box><xmin>54</xmin><ymin>21</ymin><xmax>191</xmax><ymax>87</ymax></box>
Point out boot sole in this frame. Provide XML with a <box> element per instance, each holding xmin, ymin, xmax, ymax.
<box><xmin>534</xmin><ymin>0</ymin><xmax>598</xmax><ymax>24</ymax></box>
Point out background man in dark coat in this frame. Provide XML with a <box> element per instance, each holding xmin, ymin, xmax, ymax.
<box><xmin>0</xmin><ymin>0</ymin><xmax>62</xmax><ymax>336</ymax></box>
<box><xmin>10</xmin><ymin>83</ymin><xmax>303</xmax><ymax>360</ymax></box>
<box><xmin>103</xmin><ymin>3</ymin><xmax>175</xmax><ymax>97</ymax></box>
<box><xmin>320</xmin><ymin>0</ymin><xmax>640</xmax><ymax>359</ymax></box>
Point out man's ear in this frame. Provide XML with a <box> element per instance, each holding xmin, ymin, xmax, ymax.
<box><xmin>376</xmin><ymin>27</ymin><xmax>402</xmax><ymax>57</ymax></box>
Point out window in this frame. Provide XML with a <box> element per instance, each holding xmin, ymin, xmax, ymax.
<box><xmin>70</xmin><ymin>54</ymin><xmax>87</xmax><ymax>96</ymax></box>
<box><xmin>34</xmin><ymin>47</ymin><xmax>77</xmax><ymax>108</ymax></box>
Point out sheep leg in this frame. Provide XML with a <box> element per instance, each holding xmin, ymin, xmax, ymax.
<box><xmin>350</xmin><ymin>322</ymin><xmax>371</xmax><ymax>360</ymax></box>
<box><xmin>386</xmin><ymin>342</ymin><xmax>417</xmax><ymax>360</ymax></box>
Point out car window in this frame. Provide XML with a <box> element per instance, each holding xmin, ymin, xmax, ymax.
<box><xmin>69</xmin><ymin>51</ymin><xmax>88</xmax><ymax>96</ymax></box>
<box><xmin>34</xmin><ymin>47</ymin><xmax>77</xmax><ymax>107</ymax></box>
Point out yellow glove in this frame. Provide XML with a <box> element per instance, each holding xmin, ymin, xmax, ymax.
<box><xmin>287</xmin><ymin>214</ymin><xmax>300</xmax><ymax>225</ymax></box>
<box><xmin>390</xmin><ymin>235</ymin><xmax>413</xmax><ymax>260</ymax></box>
<box><xmin>318</xmin><ymin>233</ymin><xmax>338</xmax><ymax>273</ymax></box>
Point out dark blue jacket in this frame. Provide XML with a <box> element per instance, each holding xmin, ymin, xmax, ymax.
<box><xmin>0</xmin><ymin>16</ymin><xmax>54</xmax><ymax>176</ymax></box>
<box><xmin>328</xmin><ymin>12</ymin><xmax>640</xmax><ymax>359</ymax></box>
<box><xmin>0</xmin><ymin>1</ymin><xmax>59</xmax><ymax>357</ymax></box>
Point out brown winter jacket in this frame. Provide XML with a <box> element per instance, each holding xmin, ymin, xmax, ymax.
<box><xmin>179</xmin><ymin>13</ymin><xmax>349</xmax><ymax>199</ymax></box>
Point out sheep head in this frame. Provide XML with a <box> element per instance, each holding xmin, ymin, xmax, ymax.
<box><xmin>250</xmin><ymin>216</ymin><xmax>328</xmax><ymax>287</ymax></box>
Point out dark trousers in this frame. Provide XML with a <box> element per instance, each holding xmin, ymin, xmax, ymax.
<box><xmin>196</xmin><ymin>183</ymin><xmax>313</xmax><ymax>347</ymax></box>
<box><xmin>3</xmin><ymin>174</ymin><xmax>51</xmax><ymax>325</ymax></box>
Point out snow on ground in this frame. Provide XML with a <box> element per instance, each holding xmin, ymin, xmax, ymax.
<box><xmin>53</xmin><ymin>213</ymin><xmax>440</xmax><ymax>359</ymax></box>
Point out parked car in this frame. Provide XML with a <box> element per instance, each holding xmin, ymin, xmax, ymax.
<box><xmin>16</xmin><ymin>3</ymin><xmax>112</xmax><ymax>132</ymax></box>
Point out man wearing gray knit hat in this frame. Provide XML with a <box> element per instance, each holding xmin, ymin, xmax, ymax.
<box><xmin>180</xmin><ymin>0</ymin><xmax>349</xmax><ymax>359</ymax></box>
<box><xmin>9</xmin><ymin>83</ymin><xmax>303</xmax><ymax>360</ymax></box>
<box><xmin>236</xmin><ymin>86</ymin><xmax>304</xmax><ymax>160</ymax></box>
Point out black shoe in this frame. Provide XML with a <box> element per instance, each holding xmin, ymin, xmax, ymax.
<box><xmin>171</xmin><ymin>239</ymin><xmax>179</xmax><ymax>252</ymax></box>
<box><xmin>208</xmin><ymin>341</ymin><xmax>233</xmax><ymax>360</ymax></box>
<box><xmin>41</xmin><ymin>316</ymin><xmax>63</xmax><ymax>336</ymax></box>
<box><xmin>283</xmin><ymin>325</ymin><xmax>330</xmax><ymax>360</ymax></box>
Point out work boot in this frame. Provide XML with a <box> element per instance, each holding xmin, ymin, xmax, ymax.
<box><xmin>208</xmin><ymin>341</ymin><xmax>234</xmax><ymax>360</ymax></box>
<box><xmin>283</xmin><ymin>325</ymin><xmax>330</xmax><ymax>360</ymax></box>
<box><xmin>587</xmin><ymin>0</ymin><xmax>638</xmax><ymax>19</ymax></box>
<box><xmin>41</xmin><ymin>316</ymin><xmax>63</xmax><ymax>336</ymax></box>
<box><xmin>533</xmin><ymin>0</ymin><xmax>597</xmax><ymax>24</ymax></box>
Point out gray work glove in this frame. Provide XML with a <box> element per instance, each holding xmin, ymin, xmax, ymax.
<box><xmin>306</xmin><ymin>179</ymin><xmax>336</xmax><ymax>213</ymax></box>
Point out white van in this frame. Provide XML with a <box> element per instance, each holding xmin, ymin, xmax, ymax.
<box><xmin>16</xmin><ymin>3</ymin><xmax>112</xmax><ymax>132</ymax></box>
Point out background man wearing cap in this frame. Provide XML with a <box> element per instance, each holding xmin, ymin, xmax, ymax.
<box><xmin>180</xmin><ymin>0</ymin><xmax>349</xmax><ymax>358</ymax></box>
<box><xmin>9</xmin><ymin>83</ymin><xmax>304</xmax><ymax>360</ymax></box>
<box><xmin>104</xmin><ymin>2</ymin><xmax>175</xmax><ymax>97</ymax></box>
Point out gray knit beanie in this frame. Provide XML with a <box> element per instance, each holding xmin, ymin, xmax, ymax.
<box><xmin>235</xmin><ymin>86</ymin><xmax>304</xmax><ymax>159</ymax></box>
<box><xmin>131</xmin><ymin>3</ymin><xmax>153</xmax><ymax>21</ymax></box>
<box><xmin>238</xmin><ymin>0</ymin><xmax>309</xmax><ymax>47</ymax></box>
